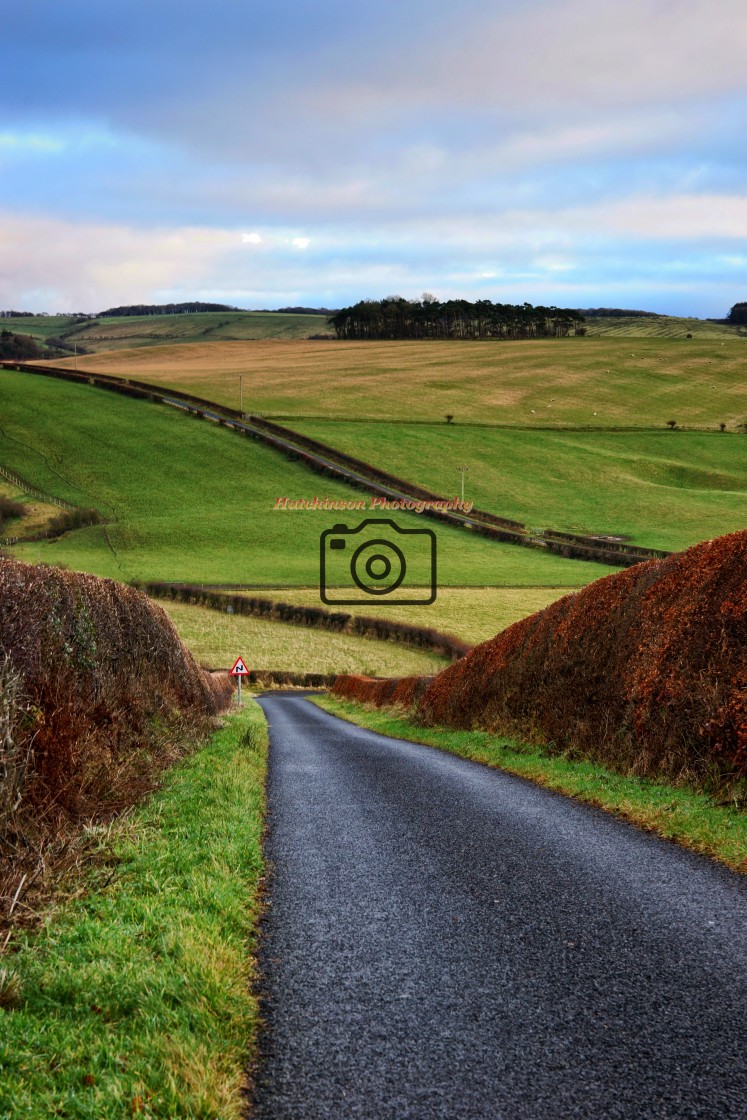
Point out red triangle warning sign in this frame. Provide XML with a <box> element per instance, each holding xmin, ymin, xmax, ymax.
<box><xmin>230</xmin><ymin>657</ymin><xmax>250</xmax><ymax>676</ymax></box>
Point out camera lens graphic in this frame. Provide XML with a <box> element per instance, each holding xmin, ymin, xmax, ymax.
<box><xmin>350</xmin><ymin>538</ymin><xmax>407</xmax><ymax>596</ymax></box>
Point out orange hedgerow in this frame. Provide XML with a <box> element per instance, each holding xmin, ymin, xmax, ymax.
<box><xmin>334</xmin><ymin>530</ymin><xmax>747</xmax><ymax>786</ymax></box>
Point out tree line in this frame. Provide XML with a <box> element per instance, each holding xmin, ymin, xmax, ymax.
<box><xmin>328</xmin><ymin>296</ymin><xmax>585</xmax><ymax>340</ymax></box>
<box><xmin>98</xmin><ymin>301</ymin><xmax>241</xmax><ymax>317</ymax></box>
<box><xmin>726</xmin><ymin>302</ymin><xmax>747</xmax><ymax>325</ymax></box>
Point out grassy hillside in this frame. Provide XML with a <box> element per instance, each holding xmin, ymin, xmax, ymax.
<box><xmin>291</xmin><ymin>422</ymin><xmax>747</xmax><ymax>552</ymax></box>
<box><xmin>0</xmin><ymin>369</ymin><xmax>608</xmax><ymax>588</ymax></box>
<box><xmin>161</xmin><ymin>602</ymin><xmax>447</xmax><ymax>675</ymax></box>
<box><xmin>584</xmin><ymin>315</ymin><xmax>747</xmax><ymax>339</ymax></box>
<box><xmin>0</xmin><ymin>316</ymin><xmax>75</xmax><ymax>342</ymax></box>
<box><xmin>4</xmin><ymin>311</ymin><xmax>331</xmax><ymax>352</ymax></box>
<box><xmin>56</xmin><ymin>336</ymin><xmax>747</xmax><ymax>428</ymax></box>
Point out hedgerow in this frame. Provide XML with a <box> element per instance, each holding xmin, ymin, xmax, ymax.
<box><xmin>0</xmin><ymin>558</ymin><xmax>233</xmax><ymax>929</ymax></box>
<box><xmin>334</xmin><ymin>530</ymin><xmax>747</xmax><ymax>789</ymax></box>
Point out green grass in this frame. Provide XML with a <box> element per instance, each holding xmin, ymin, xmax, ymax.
<box><xmin>263</xmin><ymin>586</ymin><xmax>571</xmax><ymax>646</ymax></box>
<box><xmin>0</xmin><ymin>480</ymin><xmax>62</xmax><ymax>542</ymax></box>
<box><xmin>64</xmin><ymin>335</ymin><xmax>747</xmax><ymax>428</ymax></box>
<box><xmin>314</xmin><ymin>696</ymin><xmax>747</xmax><ymax>874</ymax></box>
<box><xmin>161</xmin><ymin>600</ymin><xmax>449</xmax><ymax>675</ymax></box>
<box><xmin>290</xmin><ymin>422</ymin><xmax>747</xmax><ymax>552</ymax></box>
<box><xmin>0</xmin><ymin>369</ymin><xmax>614</xmax><ymax>587</ymax></box>
<box><xmin>3</xmin><ymin>311</ymin><xmax>331</xmax><ymax>351</ymax></box>
<box><xmin>0</xmin><ymin>315</ymin><xmax>78</xmax><ymax>342</ymax></box>
<box><xmin>0</xmin><ymin>702</ymin><xmax>267</xmax><ymax>1119</ymax></box>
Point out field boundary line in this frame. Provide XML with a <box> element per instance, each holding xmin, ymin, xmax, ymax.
<box><xmin>144</xmin><ymin>581</ymin><xmax>469</xmax><ymax>660</ymax></box>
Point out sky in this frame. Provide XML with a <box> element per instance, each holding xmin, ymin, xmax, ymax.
<box><xmin>1</xmin><ymin>0</ymin><xmax>745</xmax><ymax>316</ymax></box>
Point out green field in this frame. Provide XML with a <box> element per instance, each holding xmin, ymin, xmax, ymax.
<box><xmin>262</xmin><ymin>586</ymin><xmax>572</xmax><ymax>647</ymax></box>
<box><xmin>291</xmin><ymin>422</ymin><xmax>747</xmax><ymax>552</ymax></box>
<box><xmin>58</xmin><ymin>336</ymin><xmax>747</xmax><ymax>428</ymax></box>
<box><xmin>3</xmin><ymin>311</ymin><xmax>331</xmax><ymax>352</ymax></box>
<box><xmin>161</xmin><ymin>601</ymin><xmax>447</xmax><ymax>675</ymax></box>
<box><xmin>0</xmin><ymin>369</ymin><xmax>609</xmax><ymax>588</ymax></box>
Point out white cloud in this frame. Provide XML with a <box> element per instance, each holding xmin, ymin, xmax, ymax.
<box><xmin>0</xmin><ymin>215</ymin><xmax>236</xmax><ymax>311</ymax></box>
<box><xmin>591</xmin><ymin>194</ymin><xmax>747</xmax><ymax>240</ymax></box>
<box><xmin>241</xmin><ymin>231</ymin><xmax>263</xmax><ymax>244</ymax></box>
<box><xmin>291</xmin><ymin>237</ymin><xmax>311</xmax><ymax>249</ymax></box>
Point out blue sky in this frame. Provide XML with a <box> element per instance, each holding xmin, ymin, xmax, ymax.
<box><xmin>1</xmin><ymin>0</ymin><xmax>745</xmax><ymax>315</ymax></box>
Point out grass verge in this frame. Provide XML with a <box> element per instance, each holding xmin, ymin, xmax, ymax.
<box><xmin>0</xmin><ymin>701</ymin><xmax>267</xmax><ymax>1119</ymax></box>
<box><xmin>313</xmin><ymin>696</ymin><xmax>747</xmax><ymax>874</ymax></box>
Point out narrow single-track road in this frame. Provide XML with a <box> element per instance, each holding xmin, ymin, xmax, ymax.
<box><xmin>252</xmin><ymin>694</ymin><xmax>747</xmax><ymax>1119</ymax></box>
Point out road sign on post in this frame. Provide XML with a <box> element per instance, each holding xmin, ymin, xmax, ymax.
<box><xmin>230</xmin><ymin>656</ymin><xmax>250</xmax><ymax>707</ymax></box>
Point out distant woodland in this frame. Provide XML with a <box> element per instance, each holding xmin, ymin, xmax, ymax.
<box><xmin>580</xmin><ymin>307</ymin><xmax>662</xmax><ymax>318</ymax></box>
<box><xmin>98</xmin><ymin>301</ymin><xmax>241</xmax><ymax>317</ymax></box>
<box><xmin>726</xmin><ymin>302</ymin><xmax>747</xmax><ymax>325</ymax></box>
<box><xmin>329</xmin><ymin>296</ymin><xmax>585</xmax><ymax>340</ymax></box>
<box><xmin>0</xmin><ymin>329</ymin><xmax>58</xmax><ymax>360</ymax></box>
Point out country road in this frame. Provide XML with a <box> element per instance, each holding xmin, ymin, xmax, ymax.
<box><xmin>251</xmin><ymin>694</ymin><xmax>747</xmax><ymax>1120</ymax></box>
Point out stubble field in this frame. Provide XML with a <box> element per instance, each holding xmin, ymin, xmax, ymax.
<box><xmin>50</xmin><ymin>335</ymin><xmax>747</xmax><ymax>428</ymax></box>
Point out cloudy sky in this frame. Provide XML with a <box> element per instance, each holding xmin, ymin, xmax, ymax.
<box><xmin>1</xmin><ymin>0</ymin><xmax>745</xmax><ymax>315</ymax></box>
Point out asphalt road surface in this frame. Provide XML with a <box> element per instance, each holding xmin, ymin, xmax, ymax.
<box><xmin>251</xmin><ymin>694</ymin><xmax>747</xmax><ymax>1120</ymax></box>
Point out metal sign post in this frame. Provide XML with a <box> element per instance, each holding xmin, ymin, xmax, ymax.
<box><xmin>230</xmin><ymin>656</ymin><xmax>250</xmax><ymax>706</ymax></box>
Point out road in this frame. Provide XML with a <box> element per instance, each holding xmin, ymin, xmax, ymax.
<box><xmin>251</xmin><ymin>694</ymin><xmax>747</xmax><ymax>1119</ymax></box>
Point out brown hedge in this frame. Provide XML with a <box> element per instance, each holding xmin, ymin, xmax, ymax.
<box><xmin>143</xmin><ymin>581</ymin><xmax>470</xmax><ymax>660</ymax></box>
<box><xmin>334</xmin><ymin>530</ymin><xmax>747</xmax><ymax>787</ymax></box>
<box><xmin>0</xmin><ymin>558</ymin><xmax>232</xmax><ymax>816</ymax></box>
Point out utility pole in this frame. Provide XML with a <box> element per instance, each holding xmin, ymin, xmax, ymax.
<box><xmin>239</xmin><ymin>374</ymin><xmax>244</xmax><ymax>415</ymax></box>
<box><xmin>457</xmin><ymin>465</ymin><xmax>469</xmax><ymax>502</ymax></box>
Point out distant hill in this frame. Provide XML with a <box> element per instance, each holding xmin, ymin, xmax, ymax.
<box><xmin>3</xmin><ymin>306</ymin><xmax>745</xmax><ymax>353</ymax></box>
<box><xmin>582</xmin><ymin>314</ymin><xmax>747</xmax><ymax>338</ymax></box>
<box><xmin>0</xmin><ymin>310</ymin><xmax>334</xmax><ymax>352</ymax></box>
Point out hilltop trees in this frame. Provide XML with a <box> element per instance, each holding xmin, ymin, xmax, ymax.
<box><xmin>98</xmin><ymin>301</ymin><xmax>242</xmax><ymax>317</ymax></box>
<box><xmin>726</xmin><ymin>302</ymin><xmax>747</xmax><ymax>325</ymax></box>
<box><xmin>328</xmin><ymin>296</ymin><xmax>584</xmax><ymax>340</ymax></box>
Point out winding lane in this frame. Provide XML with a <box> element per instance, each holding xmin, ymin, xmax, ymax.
<box><xmin>252</xmin><ymin>693</ymin><xmax>747</xmax><ymax>1119</ymax></box>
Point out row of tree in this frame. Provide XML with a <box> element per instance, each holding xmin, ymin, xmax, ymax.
<box><xmin>726</xmin><ymin>302</ymin><xmax>747</xmax><ymax>325</ymax></box>
<box><xmin>98</xmin><ymin>301</ymin><xmax>241</xmax><ymax>317</ymax></box>
<box><xmin>328</xmin><ymin>296</ymin><xmax>585</xmax><ymax>340</ymax></box>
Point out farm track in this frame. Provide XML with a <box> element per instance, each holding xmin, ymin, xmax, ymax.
<box><xmin>1</xmin><ymin>361</ymin><xmax>668</xmax><ymax>569</ymax></box>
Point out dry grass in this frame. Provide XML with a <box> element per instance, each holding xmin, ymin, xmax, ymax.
<box><xmin>161</xmin><ymin>600</ymin><xmax>448</xmax><ymax>676</ymax></box>
<box><xmin>51</xmin><ymin>336</ymin><xmax>747</xmax><ymax>427</ymax></box>
<box><xmin>258</xmin><ymin>586</ymin><xmax>571</xmax><ymax>646</ymax></box>
<box><xmin>0</xmin><ymin>484</ymin><xmax>61</xmax><ymax>542</ymax></box>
